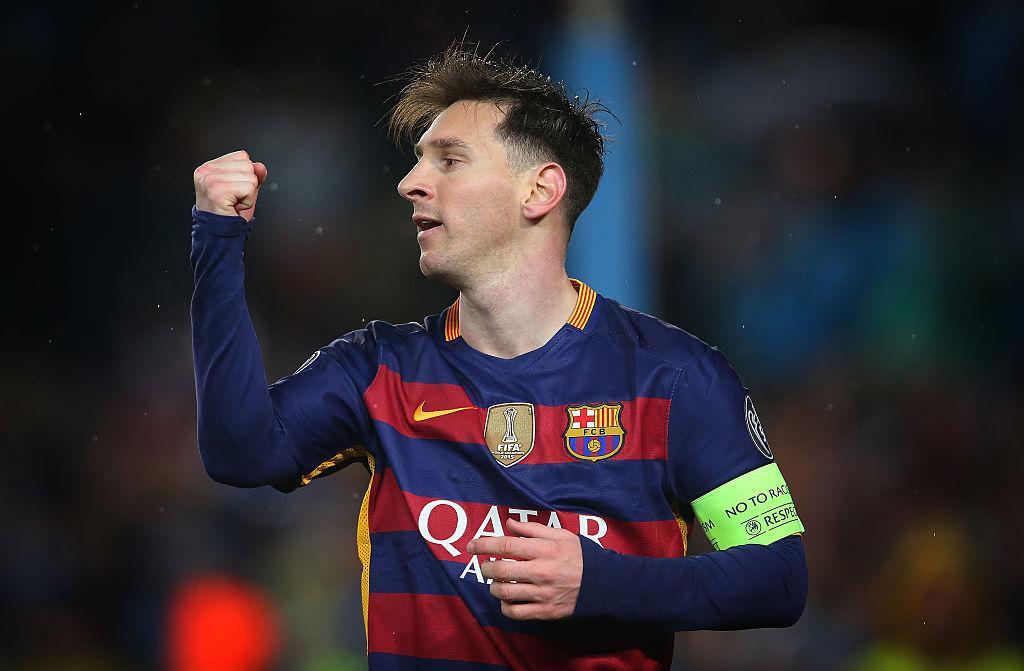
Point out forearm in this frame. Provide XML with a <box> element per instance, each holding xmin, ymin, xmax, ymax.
<box><xmin>190</xmin><ymin>207</ymin><xmax>297</xmax><ymax>488</ymax></box>
<box><xmin>573</xmin><ymin>535</ymin><xmax>807</xmax><ymax>630</ymax></box>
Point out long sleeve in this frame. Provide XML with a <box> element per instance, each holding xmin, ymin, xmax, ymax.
<box><xmin>190</xmin><ymin>207</ymin><xmax>378</xmax><ymax>491</ymax></box>
<box><xmin>574</xmin><ymin>534</ymin><xmax>807</xmax><ymax>630</ymax></box>
<box><xmin>190</xmin><ymin>207</ymin><xmax>301</xmax><ymax>488</ymax></box>
<box><xmin>570</xmin><ymin>344</ymin><xmax>808</xmax><ymax>629</ymax></box>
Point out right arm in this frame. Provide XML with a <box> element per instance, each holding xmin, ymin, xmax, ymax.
<box><xmin>190</xmin><ymin>151</ymin><xmax>377</xmax><ymax>491</ymax></box>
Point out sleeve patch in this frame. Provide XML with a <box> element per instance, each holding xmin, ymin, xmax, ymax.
<box><xmin>691</xmin><ymin>464</ymin><xmax>804</xmax><ymax>550</ymax></box>
<box><xmin>745</xmin><ymin>396</ymin><xmax>773</xmax><ymax>459</ymax></box>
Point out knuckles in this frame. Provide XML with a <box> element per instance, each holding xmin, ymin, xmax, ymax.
<box><xmin>193</xmin><ymin>156</ymin><xmax>256</xmax><ymax>186</ymax></box>
<box><xmin>494</xmin><ymin>561</ymin><xmax>511</xmax><ymax>580</ymax></box>
<box><xmin>195</xmin><ymin>172</ymin><xmax>258</xmax><ymax>197</ymax></box>
<box><xmin>501</xmin><ymin>602</ymin><xmax>524</xmax><ymax>619</ymax></box>
<box><xmin>531</xmin><ymin>562</ymin><xmax>554</xmax><ymax>583</ymax></box>
<box><xmin>479</xmin><ymin>560</ymin><xmax>506</xmax><ymax>580</ymax></box>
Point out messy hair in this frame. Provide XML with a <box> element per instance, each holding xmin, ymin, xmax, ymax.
<box><xmin>389</xmin><ymin>43</ymin><xmax>609</xmax><ymax>234</ymax></box>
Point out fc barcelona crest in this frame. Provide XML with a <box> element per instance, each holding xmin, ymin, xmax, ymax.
<box><xmin>564</xmin><ymin>403</ymin><xmax>626</xmax><ymax>462</ymax></box>
<box><xmin>484</xmin><ymin>403</ymin><xmax>535</xmax><ymax>467</ymax></box>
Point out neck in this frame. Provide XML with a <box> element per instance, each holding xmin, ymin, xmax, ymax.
<box><xmin>456</xmin><ymin>262</ymin><xmax>579</xmax><ymax>359</ymax></box>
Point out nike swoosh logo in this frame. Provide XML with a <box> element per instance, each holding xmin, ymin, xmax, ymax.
<box><xmin>413</xmin><ymin>401</ymin><xmax>475</xmax><ymax>422</ymax></box>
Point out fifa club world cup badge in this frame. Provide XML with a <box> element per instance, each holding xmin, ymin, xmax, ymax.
<box><xmin>484</xmin><ymin>403</ymin><xmax>535</xmax><ymax>467</ymax></box>
<box><xmin>564</xmin><ymin>403</ymin><xmax>626</xmax><ymax>462</ymax></box>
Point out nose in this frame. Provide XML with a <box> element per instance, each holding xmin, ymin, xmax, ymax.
<box><xmin>397</xmin><ymin>162</ymin><xmax>433</xmax><ymax>203</ymax></box>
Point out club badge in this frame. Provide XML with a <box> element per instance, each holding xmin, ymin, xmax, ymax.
<box><xmin>564</xmin><ymin>403</ymin><xmax>626</xmax><ymax>462</ymax></box>
<box><xmin>484</xmin><ymin>403</ymin><xmax>535</xmax><ymax>467</ymax></box>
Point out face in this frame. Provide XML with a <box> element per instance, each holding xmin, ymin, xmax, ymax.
<box><xmin>397</xmin><ymin>100</ymin><xmax>526</xmax><ymax>286</ymax></box>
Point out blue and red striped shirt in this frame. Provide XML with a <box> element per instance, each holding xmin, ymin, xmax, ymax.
<box><xmin>190</xmin><ymin>207</ymin><xmax>807</xmax><ymax>670</ymax></box>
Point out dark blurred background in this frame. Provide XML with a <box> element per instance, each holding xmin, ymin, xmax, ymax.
<box><xmin>5</xmin><ymin>1</ymin><xmax>1023</xmax><ymax>669</ymax></box>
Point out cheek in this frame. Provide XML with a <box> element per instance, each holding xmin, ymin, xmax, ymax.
<box><xmin>439</xmin><ymin>172</ymin><xmax>519</xmax><ymax>240</ymax></box>
<box><xmin>449</xmin><ymin>174</ymin><xmax>508</xmax><ymax>202</ymax></box>
<box><xmin>466</xmin><ymin>178</ymin><xmax>518</xmax><ymax>223</ymax></box>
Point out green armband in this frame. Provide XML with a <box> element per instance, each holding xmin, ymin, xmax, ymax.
<box><xmin>691</xmin><ymin>463</ymin><xmax>804</xmax><ymax>550</ymax></box>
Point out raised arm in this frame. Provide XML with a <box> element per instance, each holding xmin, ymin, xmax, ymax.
<box><xmin>190</xmin><ymin>151</ymin><xmax>377</xmax><ymax>491</ymax></box>
<box><xmin>191</xmin><ymin>150</ymin><xmax>296</xmax><ymax>488</ymax></box>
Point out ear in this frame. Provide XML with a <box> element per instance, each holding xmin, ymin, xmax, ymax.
<box><xmin>521</xmin><ymin>162</ymin><xmax>567</xmax><ymax>221</ymax></box>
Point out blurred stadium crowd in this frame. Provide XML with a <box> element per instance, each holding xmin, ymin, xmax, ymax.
<box><xmin>5</xmin><ymin>1</ymin><xmax>1022</xmax><ymax>669</ymax></box>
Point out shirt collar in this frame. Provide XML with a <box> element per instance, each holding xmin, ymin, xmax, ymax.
<box><xmin>443</xmin><ymin>278</ymin><xmax>597</xmax><ymax>343</ymax></box>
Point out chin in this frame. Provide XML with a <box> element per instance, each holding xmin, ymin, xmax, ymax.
<box><xmin>418</xmin><ymin>253</ymin><xmax>446</xmax><ymax>280</ymax></box>
<box><xmin>419</xmin><ymin>253</ymin><xmax>462</xmax><ymax>288</ymax></box>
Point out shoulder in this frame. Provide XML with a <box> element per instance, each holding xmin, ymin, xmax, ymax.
<box><xmin>364</xmin><ymin>318</ymin><xmax>431</xmax><ymax>342</ymax></box>
<box><xmin>320</xmin><ymin>318</ymin><xmax>433</xmax><ymax>361</ymax></box>
<box><xmin>593</xmin><ymin>297</ymin><xmax>718</xmax><ymax>373</ymax></box>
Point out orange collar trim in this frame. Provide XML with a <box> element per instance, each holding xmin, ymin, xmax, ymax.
<box><xmin>443</xmin><ymin>278</ymin><xmax>596</xmax><ymax>342</ymax></box>
<box><xmin>443</xmin><ymin>297</ymin><xmax>461</xmax><ymax>342</ymax></box>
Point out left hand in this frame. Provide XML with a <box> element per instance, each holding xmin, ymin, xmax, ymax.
<box><xmin>466</xmin><ymin>518</ymin><xmax>583</xmax><ymax>620</ymax></box>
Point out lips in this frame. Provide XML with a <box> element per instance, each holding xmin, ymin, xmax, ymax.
<box><xmin>413</xmin><ymin>215</ymin><xmax>443</xmax><ymax>232</ymax></box>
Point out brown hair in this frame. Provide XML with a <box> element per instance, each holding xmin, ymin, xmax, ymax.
<box><xmin>389</xmin><ymin>43</ymin><xmax>609</xmax><ymax>234</ymax></box>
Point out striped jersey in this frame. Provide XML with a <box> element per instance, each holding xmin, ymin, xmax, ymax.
<box><xmin>264</xmin><ymin>279</ymin><xmax>777</xmax><ymax>670</ymax></box>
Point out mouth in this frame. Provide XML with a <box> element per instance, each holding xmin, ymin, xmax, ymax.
<box><xmin>413</xmin><ymin>215</ymin><xmax>443</xmax><ymax>233</ymax></box>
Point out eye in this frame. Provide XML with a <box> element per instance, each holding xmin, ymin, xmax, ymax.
<box><xmin>442</xmin><ymin>157</ymin><xmax>460</xmax><ymax>168</ymax></box>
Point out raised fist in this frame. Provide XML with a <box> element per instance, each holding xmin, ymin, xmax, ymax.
<box><xmin>193</xmin><ymin>150</ymin><xmax>268</xmax><ymax>222</ymax></box>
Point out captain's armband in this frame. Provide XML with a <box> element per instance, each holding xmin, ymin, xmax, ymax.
<box><xmin>691</xmin><ymin>464</ymin><xmax>804</xmax><ymax>550</ymax></box>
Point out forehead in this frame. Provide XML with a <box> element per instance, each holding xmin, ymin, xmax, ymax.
<box><xmin>416</xmin><ymin>100</ymin><xmax>506</xmax><ymax>154</ymax></box>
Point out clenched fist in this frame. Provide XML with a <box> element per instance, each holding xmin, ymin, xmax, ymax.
<box><xmin>193</xmin><ymin>150</ymin><xmax>268</xmax><ymax>222</ymax></box>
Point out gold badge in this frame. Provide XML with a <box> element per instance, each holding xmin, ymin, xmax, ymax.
<box><xmin>484</xmin><ymin>403</ymin><xmax>535</xmax><ymax>467</ymax></box>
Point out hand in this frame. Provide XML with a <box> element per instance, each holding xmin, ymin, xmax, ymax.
<box><xmin>466</xmin><ymin>518</ymin><xmax>583</xmax><ymax>621</ymax></box>
<box><xmin>193</xmin><ymin>149</ymin><xmax>268</xmax><ymax>222</ymax></box>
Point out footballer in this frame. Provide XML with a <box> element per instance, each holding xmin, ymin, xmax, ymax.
<box><xmin>190</xmin><ymin>45</ymin><xmax>807</xmax><ymax>670</ymax></box>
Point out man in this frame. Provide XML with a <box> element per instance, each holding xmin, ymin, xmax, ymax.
<box><xmin>191</xmin><ymin>45</ymin><xmax>807</xmax><ymax>670</ymax></box>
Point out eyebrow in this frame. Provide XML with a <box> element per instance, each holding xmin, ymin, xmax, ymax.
<box><xmin>413</xmin><ymin>136</ymin><xmax>471</xmax><ymax>158</ymax></box>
